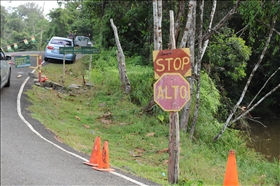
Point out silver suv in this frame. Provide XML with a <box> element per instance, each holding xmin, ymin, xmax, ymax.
<box><xmin>0</xmin><ymin>47</ymin><xmax>12</xmax><ymax>89</ymax></box>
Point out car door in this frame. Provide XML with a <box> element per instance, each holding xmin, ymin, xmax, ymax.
<box><xmin>0</xmin><ymin>48</ymin><xmax>9</xmax><ymax>88</ymax></box>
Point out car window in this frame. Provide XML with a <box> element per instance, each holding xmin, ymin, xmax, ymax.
<box><xmin>50</xmin><ymin>39</ymin><xmax>72</xmax><ymax>46</ymax></box>
<box><xmin>0</xmin><ymin>52</ymin><xmax>5</xmax><ymax>60</ymax></box>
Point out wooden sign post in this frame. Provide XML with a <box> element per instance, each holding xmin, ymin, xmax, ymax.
<box><xmin>153</xmin><ymin>48</ymin><xmax>191</xmax><ymax>184</ymax></box>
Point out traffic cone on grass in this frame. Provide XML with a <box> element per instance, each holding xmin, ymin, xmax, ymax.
<box><xmin>93</xmin><ymin>141</ymin><xmax>114</xmax><ymax>172</ymax></box>
<box><xmin>223</xmin><ymin>150</ymin><xmax>239</xmax><ymax>186</ymax></box>
<box><xmin>84</xmin><ymin>136</ymin><xmax>101</xmax><ymax>167</ymax></box>
<box><xmin>41</xmin><ymin>76</ymin><xmax>48</xmax><ymax>82</ymax></box>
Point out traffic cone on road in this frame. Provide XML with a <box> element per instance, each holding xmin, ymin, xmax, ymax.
<box><xmin>93</xmin><ymin>141</ymin><xmax>114</xmax><ymax>172</ymax></box>
<box><xmin>84</xmin><ymin>136</ymin><xmax>101</xmax><ymax>167</ymax></box>
<box><xmin>223</xmin><ymin>150</ymin><xmax>239</xmax><ymax>186</ymax></box>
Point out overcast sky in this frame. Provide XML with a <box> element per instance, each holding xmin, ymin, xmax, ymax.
<box><xmin>1</xmin><ymin>0</ymin><xmax>61</xmax><ymax>17</ymax></box>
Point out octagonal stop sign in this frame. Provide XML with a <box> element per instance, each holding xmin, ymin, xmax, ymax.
<box><xmin>154</xmin><ymin>73</ymin><xmax>190</xmax><ymax>112</ymax></box>
<box><xmin>153</xmin><ymin>48</ymin><xmax>191</xmax><ymax>79</ymax></box>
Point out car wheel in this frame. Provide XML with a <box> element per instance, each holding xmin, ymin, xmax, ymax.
<box><xmin>71</xmin><ymin>56</ymin><xmax>76</xmax><ymax>63</ymax></box>
<box><xmin>44</xmin><ymin>57</ymin><xmax>48</xmax><ymax>62</ymax></box>
<box><xmin>4</xmin><ymin>68</ymin><xmax>11</xmax><ymax>87</ymax></box>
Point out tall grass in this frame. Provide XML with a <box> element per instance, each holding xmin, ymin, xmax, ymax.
<box><xmin>25</xmin><ymin>54</ymin><xmax>279</xmax><ymax>185</ymax></box>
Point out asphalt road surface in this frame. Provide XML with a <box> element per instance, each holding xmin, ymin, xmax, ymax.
<box><xmin>1</xmin><ymin>51</ymin><xmax>159</xmax><ymax>186</ymax></box>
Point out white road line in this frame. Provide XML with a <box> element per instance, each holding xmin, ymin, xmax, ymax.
<box><xmin>17</xmin><ymin>63</ymin><xmax>148</xmax><ymax>186</ymax></box>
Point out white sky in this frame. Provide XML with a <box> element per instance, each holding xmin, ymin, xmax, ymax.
<box><xmin>1</xmin><ymin>0</ymin><xmax>62</xmax><ymax>17</ymax></box>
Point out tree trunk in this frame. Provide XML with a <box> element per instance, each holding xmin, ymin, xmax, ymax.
<box><xmin>167</xmin><ymin>10</ymin><xmax>179</xmax><ymax>184</ymax></box>
<box><xmin>153</xmin><ymin>0</ymin><xmax>162</xmax><ymax>51</ymax></box>
<box><xmin>190</xmin><ymin>0</ymin><xmax>217</xmax><ymax>138</ymax></box>
<box><xmin>247</xmin><ymin>67</ymin><xmax>280</xmax><ymax>108</ymax></box>
<box><xmin>189</xmin><ymin>0</ymin><xmax>204</xmax><ymax>139</ymax></box>
<box><xmin>153</xmin><ymin>0</ymin><xmax>158</xmax><ymax>50</ymax></box>
<box><xmin>201</xmin><ymin>0</ymin><xmax>216</xmax><ymax>58</ymax></box>
<box><xmin>172</xmin><ymin>0</ymin><xmax>185</xmax><ymax>48</ymax></box>
<box><xmin>179</xmin><ymin>0</ymin><xmax>196</xmax><ymax>131</ymax></box>
<box><xmin>157</xmin><ymin>0</ymin><xmax>162</xmax><ymax>50</ymax></box>
<box><xmin>110</xmin><ymin>19</ymin><xmax>131</xmax><ymax>94</ymax></box>
<box><xmin>144</xmin><ymin>0</ymin><xmax>162</xmax><ymax>113</ymax></box>
<box><xmin>201</xmin><ymin>0</ymin><xmax>241</xmax><ymax>42</ymax></box>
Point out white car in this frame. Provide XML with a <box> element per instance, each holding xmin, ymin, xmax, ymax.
<box><xmin>74</xmin><ymin>36</ymin><xmax>92</xmax><ymax>46</ymax></box>
<box><xmin>0</xmin><ymin>47</ymin><xmax>11</xmax><ymax>89</ymax></box>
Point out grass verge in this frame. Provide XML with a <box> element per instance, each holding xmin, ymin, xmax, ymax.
<box><xmin>24</xmin><ymin>56</ymin><xmax>280</xmax><ymax>185</ymax></box>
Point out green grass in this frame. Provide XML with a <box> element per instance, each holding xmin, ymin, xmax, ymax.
<box><xmin>25</xmin><ymin>56</ymin><xmax>280</xmax><ymax>185</ymax></box>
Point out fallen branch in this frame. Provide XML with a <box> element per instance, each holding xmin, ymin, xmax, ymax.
<box><xmin>247</xmin><ymin>67</ymin><xmax>280</xmax><ymax>108</ymax></box>
<box><xmin>231</xmin><ymin>83</ymin><xmax>280</xmax><ymax>125</ymax></box>
<box><xmin>247</xmin><ymin>117</ymin><xmax>267</xmax><ymax>128</ymax></box>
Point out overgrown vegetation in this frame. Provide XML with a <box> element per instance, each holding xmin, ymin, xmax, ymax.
<box><xmin>2</xmin><ymin>0</ymin><xmax>279</xmax><ymax>184</ymax></box>
<box><xmin>25</xmin><ymin>55</ymin><xmax>279</xmax><ymax>185</ymax></box>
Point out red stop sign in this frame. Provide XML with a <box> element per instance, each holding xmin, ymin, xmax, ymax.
<box><xmin>153</xmin><ymin>48</ymin><xmax>191</xmax><ymax>79</ymax></box>
<box><xmin>154</xmin><ymin>73</ymin><xmax>190</xmax><ymax>111</ymax></box>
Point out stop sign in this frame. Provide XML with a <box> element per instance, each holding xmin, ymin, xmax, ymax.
<box><xmin>154</xmin><ymin>73</ymin><xmax>190</xmax><ymax>112</ymax></box>
<box><xmin>153</xmin><ymin>48</ymin><xmax>191</xmax><ymax>79</ymax></box>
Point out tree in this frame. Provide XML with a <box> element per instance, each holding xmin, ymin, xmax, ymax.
<box><xmin>213</xmin><ymin>0</ymin><xmax>280</xmax><ymax>141</ymax></box>
<box><xmin>110</xmin><ymin>18</ymin><xmax>131</xmax><ymax>94</ymax></box>
<box><xmin>206</xmin><ymin>28</ymin><xmax>251</xmax><ymax>82</ymax></box>
<box><xmin>1</xmin><ymin>3</ymin><xmax>47</xmax><ymax>51</ymax></box>
<box><xmin>173</xmin><ymin>0</ymin><xmax>244</xmax><ymax>137</ymax></box>
<box><xmin>83</xmin><ymin>0</ymin><xmax>157</xmax><ymax>63</ymax></box>
<box><xmin>47</xmin><ymin>8</ymin><xmax>72</xmax><ymax>38</ymax></box>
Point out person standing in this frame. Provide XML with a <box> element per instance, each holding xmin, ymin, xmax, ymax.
<box><xmin>68</xmin><ymin>31</ymin><xmax>74</xmax><ymax>39</ymax></box>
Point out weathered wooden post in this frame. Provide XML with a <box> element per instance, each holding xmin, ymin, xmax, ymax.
<box><xmin>153</xmin><ymin>10</ymin><xmax>191</xmax><ymax>184</ymax></box>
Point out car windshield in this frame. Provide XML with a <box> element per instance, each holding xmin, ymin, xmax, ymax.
<box><xmin>51</xmin><ymin>39</ymin><xmax>72</xmax><ymax>46</ymax></box>
<box><xmin>0</xmin><ymin>48</ymin><xmax>5</xmax><ymax>59</ymax></box>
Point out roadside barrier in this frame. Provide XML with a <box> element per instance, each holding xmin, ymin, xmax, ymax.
<box><xmin>9</xmin><ymin>54</ymin><xmax>43</xmax><ymax>83</ymax></box>
<box><xmin>84</xmin><ymin>136</ymin><xmax>101</xmax><ymax>167</ymax></box>
<box><xmin>93</xmin><ymin>141</ymin><xmax>115</xmax><ymax>172</ymax></box>
<box><xmin>223</xmin><ymin>150</ymin><xmax>239</xmax><ymax>186</ymax></box>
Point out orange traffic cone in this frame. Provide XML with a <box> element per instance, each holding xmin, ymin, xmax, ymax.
<box><xmin>93</xmin><ymin>141</ymin><xmax>114</xmax><ymax>172</ymax></box>
<box><xmin>84</xmin><ymin>136</ymin><xmax>101</xmax><ymax>167</ymax></box>
<box><xmin>41</xmin><ymin>76</ymin><xmax>48</xmax><ymax>82</ymax></box>
<box><xmin>223</xmin><ymin>150</ymin><xmax>239</xmax><ymax>186</ymax></box>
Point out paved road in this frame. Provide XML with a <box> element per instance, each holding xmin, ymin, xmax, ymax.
<box><xmin>1</xmin><ymin>51</ymin><xmax>158</xmax><ymax>186</ymax></box>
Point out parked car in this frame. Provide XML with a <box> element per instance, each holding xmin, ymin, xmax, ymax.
<box><xmin>44</xmin><ymin>36</ymin><xmax>76</xmax><ymax>63</ymax></box>
<box><xmin>74</xmin><ymin>36</ymin><xmax>92</xmax><ymax>47</ymax></box>
<box><xmin>0</xmin><ymin>47</ymin><xmax>11</xmax><ymax>89</ymax></box>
